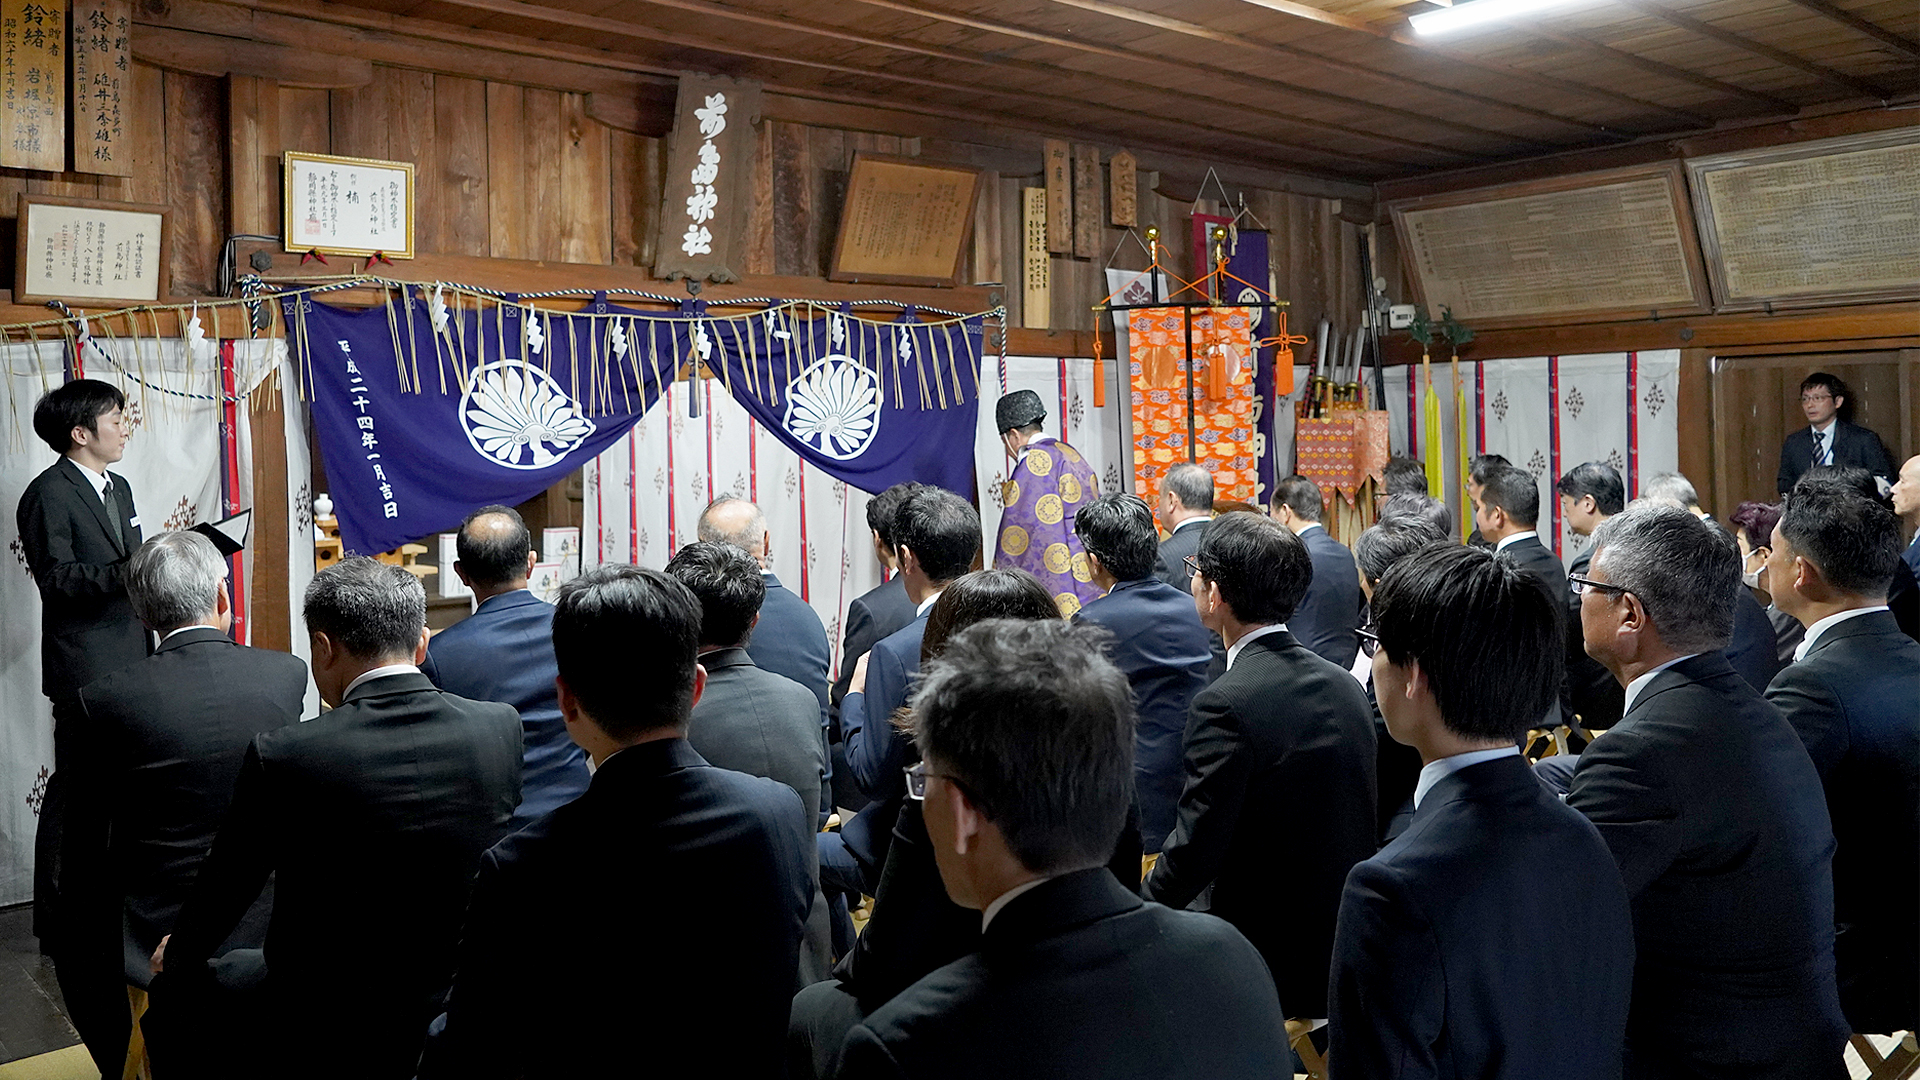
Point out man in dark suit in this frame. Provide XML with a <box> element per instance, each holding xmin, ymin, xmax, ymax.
<box><xmin>1645</xmin><ymin>474</ymin><xmax>1789</xmax><ymax>692</ymax></box>
<box><xmin>150</xmin><ymin>557</ymin><xmax>523</xmax><ymax>1080</ymax></box>
<box><xmin>1778</xmin><ymin>372</ymin><xmax>1896</xmax><ymax>496</ymax></box>
<box><xmin>830</xmin><ymin>483</ymin><xmax>923</xmax><ymax>814</ymax></box>
<box><xmin>826</xmin><ymin>488</ymin><xmax>980</xmax><ymax>897</ymax></box>
<box><xmin>1071</xmin><ymin>494</ymin><xmax>1211</xmax><ymax>853</ymax></box>
<box><xmin>422</xmin><ymin>505</ymin><xmax>589</xmax><ymax>825</ymax></box>
<box><xmin>1764</xmin><ymin>478</ymin><xmax>1919</xmax><ymax>1036</ymax></box>
<box><xmin>1895</xmin><ymin>454</ymin><xmax>1920</xmax><ymax>580</ymax></box>
<box><xmin>1269</xmin><ymin>474</ymin><xmax>1365</xmax><ymax>670</ymax></box>
<box><xmin>56</xmin><ymin>532</ymin><xmax>306</xmax><ymax>1077</ymax></box>
<box><xmin>1150</xmin><ymin>462</ymin><xmax>1212</xmax><ymax>590</ymax></box>
<box><xmin>1331</xmin><ymin>544</ymin><xmax>1634</xmax><ymax>1080</ymax></box>
<box><xmin>700</xmin><ymin>496</ymin><xmax>833</xmax><ymax>814</ymax></box>
<box><xmin>16</xmin><ymin>381</ymin><xmax>149</xmax><ymax>962</ymax></box>
<box><xmin>838</xmin><ymin>618</ymin><xmax>1291</xmax><ymax>1080</ymax></box>
<box><xmin>419</xmin><ymin>565</ymin><xmax>814</xmax><ymax>1079</ymax></box>
<box><xmin>666</xmin><ymin>540</ymin><xmax>833</xmax><ymax>984</ymax></box>
<box><xmin>1558</xmin><ymin>461</ymin><xmax>1626</xmax><ymax>729</ymax></box>
<box><xmin>1143</xmin><ymin>512</ymin><xmax>1376</xmax><ymax>1024</ymax></box>
<box><xmin>1464</xmin><ymin>454</ymin><xmax>1511</xmax><ymax>548</ymax></box>
<box><xmin>1567</xmin><ymin>503</ymin><xmax>1847</xmax><ymax>1078</ymax></box>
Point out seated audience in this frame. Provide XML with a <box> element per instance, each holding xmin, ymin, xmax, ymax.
<box><xmin>151</xmin><ymin>557</ymin><xmax>523</xmax><ymax>1080</ymax></box>
<box><xmin>1804</xmin><ymin>465</ymin><xmax>1920</xmax><ymax>642</ymax></box>
<box><xmin>827</xmin><ymin>488</ymin><xmax>980</xmax><ymax>897</ymax></box>
<box><xmin>1072</xmin><ymin>494</ymin><xmax>1211</xmax><ymax>852</ymax></box>
<box><xmin>837</xmin><ymin>619</ymin><xmax>1291</xmax><ymax>1080</ymax></box>
<box><xmin>1764</xmin><ymin>478</ymin><xmax>1919</xmax><ymax>1035</ymax></box>
<box><xmin>1729</xmin><ymin>499</ymin><xmax>1805</xmax><ymax>663</ymax></box>
<box><xmin>1331</xmin><ymin>544</ymin><xmax>1633</xmax><ymax>1079</ymax></box>
<box><xmin>1557</xmin><ymin>461</ymin><xmax>1626</xmax><ymax>728</ymax></box>
<box><xmin>832</xmin><ymin>483</ymin><xmax>925</xmax><ymax>813</ymax></box>
<box><xmin>1351</xmin><ymin>517</ymin><xmax>1448</xmax><ymax>844</ymax></box>
<box><xmin>1143</xmin><ymin>512</ymin><xmax>1376</xmax><ymax>1024</ymax></box>
<box><xmin>1475</xmin><ymin>465</ymin><xmax>1568</xmax><ymax>724</ymax></box>
<box><xmin>60</xmin><ymin>532</ymin><xmax>305</xmax><ymax>1075</ymax></box>
<box><xmin>419</xmin><ymin>565</ymin><xmax>814</xmax><ymax>1079</ymax></box>
<box><xmin>1642</xmin><ymin>471</ymin><xmax>1710</xmax><ymax>521</ymax></box>
<box><xmin>1381</xmin><ymin>455</ymin><xmax>1429</xmax><ymax>497</ymax></box>
<box><xmin>1270</xmin><ymin>474</ymin><xmax>1366</xmax><ymax>668</ymax></box>
<box><xmin>1376</xmin><ymin>491</ymin><xmax>1451</xmax><ymax>538</ymax></box>
<box><xmin>1566</xmin><ymin>503</ymin><xmax>1846</xmax><ymax>1077</ymax></box>
<box><xmin>789</xmin><ymin>569</ymin><xmax>1064</xmax><ymax>1080</ymax></box>
<box><xmin>666</xmin><ymin>540</ymin><xmax>833</xmax><ymax>984</ymax></box>
<box><xmin>423</xmin><ymin>505</ymin><xmax>589</xmax><ymax>824</ymax></box>
<box><xmin>1151</xmin><ymin>462</ymin><xmax>1213</xmax><ymax>590</ymax></box>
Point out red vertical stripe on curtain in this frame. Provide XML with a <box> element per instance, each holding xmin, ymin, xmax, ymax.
<box><xmin>1548</xmin><ymin>356</ymin><xmax>1562</xmax><ymax>559</ymax></box>
<box><xmin>1626</xmin><ymin>352</ymin><xmax>1640</xmax><ymax>500</ymax></box>
<box><xmin>665</xmin><ymin>383</ymin><xmax>678</xmax><ymax>553</ymax></box>
<box><xmin>797</xmin><ymin>467</ymin><xmax>811</xmax><ymax>602</ymax></box>
<box><xmin>218</xmin><ymin>341</ymin><xmax>247</xmax><ymax>642</ymax></box>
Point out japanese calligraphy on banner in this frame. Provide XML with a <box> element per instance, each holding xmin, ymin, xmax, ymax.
<box><xmin>0</xmin><ymin>0</ymin><xmax>64</xmax><ymax>172</ymax></box>
<box><xmin>654</xmin><ymin>73</ymin><xmax>762</xmax><ymax>283</ymax></box>
<box><xmin>283</xmin><ymin>151</ymin><xmax>415</xmax><ymax>259</ymax></box>
<box><xmin>69</xmin><ymin>0</ymin><xmax>129</xmax><ymax>176</ymax></box>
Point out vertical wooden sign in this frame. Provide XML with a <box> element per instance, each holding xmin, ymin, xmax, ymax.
<box><xmin>1022</xmin><ymin>186</ymin><xmax>1050</xmax><ymax>330</ymax></box>
<box><xmin>654</xmin><ymin>74</ymin><xmax>763</xmax><ymax>282</ymax></box>
<box><xmin>1109</xmin><ymin>150</ymin><xmax>1137</xmax><ymax>228</ymax></box>
<box><xmin>1</xmin><ymin>0</ymin><xmax>65</xmax><ymax>172</ymax></box>
<box><xmin>70</xmin><ymin>0</ymin><xmax>129</xmax><ymax>176</ymax></box>
<box><xmin>1043</xmin><ymin>139</ymin><xmax>1071</xmax><ymax>254</ymax></box>
<box><xmin>1072</xmin><ymin>143</ymin><xmax>1101</xmax><ymax>259</ymax></box>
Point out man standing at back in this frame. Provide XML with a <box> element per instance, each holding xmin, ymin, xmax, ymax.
<box><xmin>1778</xmin><ymin>372</ymin><xmax>1896</xmax><ymax>496</ymax></box>
<box><xmin>1764</xmin><ymin>479</ymin><xmax>1919</xmax><ymax>1037</ymax></box>
<box><xmin>1144</xmin><ymin>512</ymin><xmax>1376</xmax><ymax>1026</ymax></box>
<box><xmin>1558</xmin><ymin>462</ymin><xmax>1626</xmax><ymax>729</ymax></box>
<box><xmin>1072</xmin><ymin>494</ymin><xmax>1211</xmax><ymax>853</ymax></box>
<box><xmin>1151</xmin><ymin>463</ymin><xmax>1212</xmax><ymax>591</ymax></box>
<box><xmin>1270</xmin><ymin>474</ymin><xmax>1366</xmax><ymax>670</ymax></box>
<box><xmin>991</xmin><ymin>389</ymin><xmax>1102</xmax><ymax>616</ymax></box>
<box><xmin>1330</xmin><ymin>544</ymin><xmax>1633</xmax><ymax>1079</ymax></box>
<box><xmin>1568</xmin><ymin>503</ymin><xmax>1846</xmax><ymax>1077</ymax></box>
<box><xmin>58</xmin><ymin>532</ymin><xmax>306</xmax><ymax>1076</ymax></box>
<box><xmin>423</xmin><ymin>505</ymin><xmax>589</xmax><ymax>824</ymax></box>
<box><xmin>151</xmin><ymin>557</ymin><xmax>523</xmax><ymax>1080</ymax></box>
<box><xmin>419</xmin><ymin>565</ymin><xmax>813</xmax><ymax>1079</ymax></box>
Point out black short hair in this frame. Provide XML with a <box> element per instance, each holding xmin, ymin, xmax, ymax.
<box><xmin>1195</xmin><ymin>511</ymin><xmax>1311</xmax><ymax>624</ymax></box>
<box><xmin>1801</xmin><ymin>371</ymin><xmax>1853</xmax><ymax>421</ymax></box>
<box><xmin>455</xmin><ymin>505</ymin><xmax>532</xmax><ymax>588</ymax></box>
<box><xmin>1271</xmin><ymin>474</ymin><xmax>1324</xmax><ymax>522</ymax></box>
<box><xmin>665</xmin><ymin>541</ymin><xmax>766</xmax><ymax>648</ymax></box>
<box><xmin>1479</xmin><ymin>467</ymin><xmax>1540</xmax><ymax>527</ymax></box>
<box><xmin>1727</xmin><ymin>501</ymin><xmax>1783</xmax><ymax>553</ymax></box>
<box><xmin>1382</xmin><ymin>457</ymin><xmax>1428</xmax><ymax>496</ymax></box>
<box><xmin>1556</xmin><ymin>461</ymin><xmax>1624</xmax><ymax>516</ymax></box>
<box><xmin>1354</xmin><ymin>519</ymin><xmax>1448</xmax><ymax>587</ymax></box>
<box><xmin>304</xmin><ymin>556</ymin><xmax>426</xmax><ymax>661</ymax></box>
<box><xmin>553</xmin><ymin>565</ymin><xmax>702</xmax><ymax>739</ymax></box>
<box><xmin>1468</xmin><ymin>454</ymin><xmax>1511</xmax><ymax>488</ymax></box>
<box><xmin>1781</xmin><ymin>476</ymin><xmax>1902</xmax><ymax>598</ymax></box>
<box><xmin>32</xmin><ymin>379</ymin><xmax>125</xmax><ymax>455</ymax></box>
<box><xmin>1161</xmin><ymin>463</ymin><xmax>1213</xmax><ymax>513</ymax></box>
<box><xmin>1072</xmin><ymin>494</ymin><xmax>1158</xmax><ymax>582</ymax></box>
<box><xmin>1800</xmin><ymin>465</ymin><xmax>1882</xmax><ymax>502</ymax></box>
<box><xmin>1372</xmin><ymin>544</ymin><xmax>1561</xmax><ymax>743</ymax></box>
<box><xmin>895</xmin><ymin>487</ymin><xmax>980</xmax><ymax>584</ymax></box>
<box><xmin>912</xmin><ymin>619</ymin><xmax>1133</xmax><ymax>875</ymax></box>
<box><xmin>1378</xmin><ymin>493</ymin><xmax>1452</xmax><ymax>537</ymax></box>
<box><xmin>921</xmin><ymin>569</ymin><xmax>1060</xmax><ymax>664</ymax></box>
<box><xmin>867</xmin><ymin>482</ymin><xmax>925</xmax><ymax>554</ymax></box>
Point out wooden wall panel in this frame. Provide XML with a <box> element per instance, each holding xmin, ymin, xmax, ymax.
<box><xmin>328</xmin><ymin>78</ymin><xmax>389</xmax><ymax>162</ymax></box>
<box><xmin>556</xmin><ymin>92</ymin><xmax>609</xmax><ymax>265</ymax></box>
<box><xmin>164</xmin><ymin>70</ymin><xmax>228</xmax><ymax>295</ymax></box>
<box><xmin>279</xmin><ymin>87</ymin><xmax>330</xmax><ymax>155</ymax></box>
<box><xmin>384</xmin><ymin>68</ymin><xmax>435</xmax><ymax>253</ymax></box>
<box><xmin>485</xmin><ymin>82</ymin><xmax>527</xmax><ymax>261</ymax></box>
<box><xmin>522</xmin><ymin>87</ymin><xmax>564</xmax><ymax>264</ymax></box>
<box><xmin>607</xmin><ymin>129</ymin><xmax>661</xmax><ymax>268</ymax></box>
<box><xmin>770</xmin><ymin>121</ymin><xmax>811</xmax><ymax>279</ymax></box>
<box><xmin>434</xmin><ymin>75</ymin><xmax>489</xmax><ymax>258</ymax></box>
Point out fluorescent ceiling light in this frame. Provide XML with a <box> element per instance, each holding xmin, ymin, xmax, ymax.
<box><xmin>1408</xmin><ymin>0</ymin><xmax>1584</xmax><ymax>35</ymax></box>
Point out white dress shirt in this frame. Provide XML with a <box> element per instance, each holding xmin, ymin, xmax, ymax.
<box><xmin>161</xmin><ymin>623</ymin><xmax>223</xmax><ymax>642</ymax></box>
<box><xmin>66</xmin><ymin>456</ymin><xmax>111</xmax><ymax>501</ymax></box>
<box><xmin>1224</xmin><ymin>622</ymin><xmax>1288</xmax><ymax>670</ymax></box>
<box><xmin>1412</xmin><ymin>746</ymin><xmax>1522</xmax><ymax>809</ymax></box>
<box><xmin>1792</xmin><ymin>605</ymin><xmax>1888</xmax><ymax>662</ymax></box>
<box><xmin>343</xmin><ymin>663</ymin><xmax>422</xmax><ymax>698</ymax></box>
<box><xmin>915</xmin><ymin>589</ymin><xmax>944</xmax><ymax>618</ymax></box>
<box><xmin>1494</xmin><ymin>530</ymin><xmax>1538</xmax><ymax>553</ymax></box>
<box><xmin>1168</xmin><ymin>516</ymin><xmax>1208</xmax><ymax>534</ymax></box>
<box><xmin>981</xmin><ymin>876</ymin><xmax>1050</xmax><ymax>931</ymax></box>
<box><xmin>1621</xmin><ymin>653</ymin><xmax>1698</xmax><ymax>716</ymax></box>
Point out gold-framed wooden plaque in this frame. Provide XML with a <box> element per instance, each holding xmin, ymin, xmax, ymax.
<box><xmin>282</xmin><ymin>150</ymin><xmax>416</xmax><ymax>259</ymax></box>
<box><xmin>830</xmin><ymin>153</ymin><xmax>982</xmax><ymax>288</ymax></box>
<box><xmin>15</xmin><ymin>193</ymin><xmax>170</xmax><ymax>305</ymax></box>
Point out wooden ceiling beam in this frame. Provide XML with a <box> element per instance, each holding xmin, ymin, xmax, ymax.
<box><xmin>1778</xmin><ymin>0</ymin><xmax>1920</xmax><ymax>63</ymax></box>
<box><xmin>1609</xmin><ymin>0</ymin><xmax>1894</xmax><ymax>100</ymax></box>
<box><xmin>424</xmin><ymin>0</ymin><xmax>1487</xmax><ymax>162</ymax></box>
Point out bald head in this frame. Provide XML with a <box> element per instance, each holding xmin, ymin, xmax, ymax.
<box><xmin>455</xmin><ymin>504</ymin><xmax>535</xmax><ymax>596</ymax></box>
<box><xmin>698</xmin><ymin>497</ymin><xmax>771</xmax><ymax>566</ymax></box>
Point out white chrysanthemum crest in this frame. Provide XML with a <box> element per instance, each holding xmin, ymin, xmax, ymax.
<box><xmin>459</xmin><ymin>360</ymin><xmax>597</xmax><ymax>470</ymax></box>
<box><xmin>783</xmin><ymin>357</ymin><xmax>881</xmax><ymax>461</ymax></box>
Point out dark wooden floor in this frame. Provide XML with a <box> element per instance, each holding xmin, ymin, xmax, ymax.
<box><xmin>0</xmin><ymin>905</ymin><xmax>79</xmax><ymax>1065</ymax></box>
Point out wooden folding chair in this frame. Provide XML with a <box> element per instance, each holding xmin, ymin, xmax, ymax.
<box><xmin>123</xmin><ymin>986</ymin><xmax>152</xmax><ymax>1080</ymax></box>
<box><xmin>1284</xmin><ymin>1018</ymin><xmax>1327</xmax><ymax>1080</ymax></box>
<box><xmin>1851</xmin><ymin>1032</ymin><xmax>1920</xmax><ymax>1080</ymax></box>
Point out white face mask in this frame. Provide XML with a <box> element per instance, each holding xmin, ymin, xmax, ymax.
<box><xmin>1742</xmin><ymin>567</ymin><xmax>1764</xmax><ymax>590</ymax></box>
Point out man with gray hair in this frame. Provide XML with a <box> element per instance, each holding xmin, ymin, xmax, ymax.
<box><xmin>1566</xmin><ymin>503</ymin><xmax>1846</xmax><ymax>1077</ymax></box>
<box><xmin>1152</xmin><ymin>462</ymin><xmax>1213</xmax><ymax>591</ymax></box>
<box><xmin>57</xmin><ymin>532</ymin><xmax>307</xmax><ymax>1076</ymax></box>
<box><xmin>150</xmin><ymin>556</ymin><xmax>523</xmax><ymax>1080</ymax></box>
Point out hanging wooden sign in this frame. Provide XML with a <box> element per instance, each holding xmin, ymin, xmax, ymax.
<box><xmin>830</xmin><ymin>153</ymin><xmax>982</xmax><ymax>287</ymax></box>
<box><xmin>0</xmin><ymin>0</ymin><xmax>66</xmax><ymax>172</ymax></box>
<box><xmin>70</xmin><ymin>0</ymin><xmax>130</xmax><ymax>176</ymax></box>
<box><xmin>15</xmin><ymin>193</ymin><xmax>169</xmax><ymax>304</ymax></box>
<box><xmin>1109</xmin><ymin>150</ymin><xmax>1137</xmax><ymax>227</ymax></box>
<box><xmin>1023</xmin><ymin>186</ymin><xmax>1050</xmax><ymax>329</ymax></box>
<box><xmin>1072</xmin><ymin>143</ymin><xmax>1102</xmax><ymax>259</ymax></box>
<box><xmin>283</xmin><ymin>151</ymin><xmax>416</xmax><ymax>258</ymax></box>
<box><xmin>1043</xmin><ymin>139</ymin><xmax>1072</xmax><ymax>254</ymax></box>
<box><xmin>654</xmin><ymin>73</ymin><xmax>763</xmax><ymax>283</ymax></box>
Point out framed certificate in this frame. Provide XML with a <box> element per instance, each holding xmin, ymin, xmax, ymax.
<box><xmin>283</xmin><ymin>151</ymin><xmax>416</xmax><ymax>259</ymax></box>
<box><xmin>14</xmin><ymin>194</ymin><xmax>170</xmax><ymax>305</ymax></box>
<box><xmin>830</xmin><ymin>153</ymin><xmax>982</xmax><ymax>287</ymax></box>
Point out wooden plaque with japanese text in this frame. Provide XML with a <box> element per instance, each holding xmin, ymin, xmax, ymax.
<box><xmin>829</xmin><ymin>153</ymin><xmax>981</xmax><ymax>287</ymax></box>
<box><xmin>70</xmin><ymin>0</ymin><xmax>130</xmax><ymax>176</ymax></box>
<box><xmin>15</xmin><ymin>193</ymin><xmax>169</xmax><ymax>304</ymax></box>
<box><xmin>0</xmin><ymin>0</ymin><xmax>65</xmax><ymax>172</ymax></box>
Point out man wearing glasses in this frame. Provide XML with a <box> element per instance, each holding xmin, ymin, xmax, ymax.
<box><xmin>1777</xmin><ymin>372</ymin><xmax>1895</xmax><ymax>497</ymax></box>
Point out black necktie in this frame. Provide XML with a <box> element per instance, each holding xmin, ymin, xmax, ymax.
<box><xmin>103</xmin><ymin>478</ymin><xmax>126</xmax><ymax>547</ymax></box>
<box><xmin>1811</xmin><ymin>430</ymin><xmax>1826</xmax><ymax>468</ymax></box>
